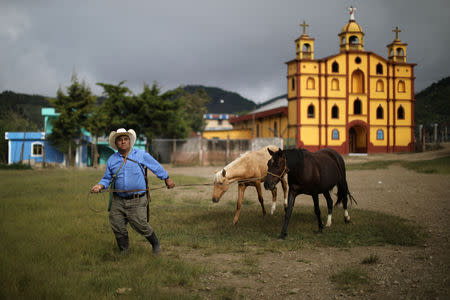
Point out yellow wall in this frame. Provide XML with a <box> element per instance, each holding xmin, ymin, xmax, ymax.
<box><xmin>255</xmin><ymin>115</ymin><xmax>289</xmax><ymax>138</ymax></box>
<box><xmin>202</xmin><ymin>129</ymin><xmax>251</xmax><ymax>140</ymax></box>
<box><xmin>396</xmin><ymin>127</ymin><xmax>412</xmax><ymax>146</ymax></box>
<box><xmin>301</xmin><ymin>126</ymin><xmax>319</xmax><ymax>145</ymax></box>
<box><xmin>327</xmin><ymin>127</ymin><xmax>346</xmax><ymax>146</ymax></box>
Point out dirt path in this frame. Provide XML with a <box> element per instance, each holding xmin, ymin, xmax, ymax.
<box><xmin>164</xmin><ymin>145</ymin><xmax>450</xmax><ymax>299</ymax></box>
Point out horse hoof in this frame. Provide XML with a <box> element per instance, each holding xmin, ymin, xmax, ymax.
<box><xmin>278</xmin><ymin>234</ymin><xmax>286</xmax><ymax>240</ymax></box>
<box><xmin>344</xmin><ymin>217</ymin><xmax>351</xmax><ymax>223</ymax></box>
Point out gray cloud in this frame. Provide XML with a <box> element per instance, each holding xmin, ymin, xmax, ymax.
<box><xmin>1</xmin><ymin>0</ymin><xmax>449</xmax><ymax>102</ymax></box>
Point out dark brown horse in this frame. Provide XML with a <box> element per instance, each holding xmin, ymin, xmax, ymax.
<box><xmin>264</xmin><ymin>148</ymin><xmax>356</xmax><ymax>239</ymax></box>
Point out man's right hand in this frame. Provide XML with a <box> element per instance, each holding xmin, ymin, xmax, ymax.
<box><xmin>90</xmin><ymin>184</ymin><xmax>105</xmax><ymax>193</ymax></box>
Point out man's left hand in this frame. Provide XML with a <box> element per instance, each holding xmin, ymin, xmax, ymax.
<box><xmin>165</xmin><ymin>178</ymin><xmax>175</xmax><ymax>189</ymax></box>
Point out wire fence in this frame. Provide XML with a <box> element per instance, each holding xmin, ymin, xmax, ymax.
<box><xmin>149</xmin><ymin>137</ymin><xmax>283</xmax><ymax>166</ymax></box>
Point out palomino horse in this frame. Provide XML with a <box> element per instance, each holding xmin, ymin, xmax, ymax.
<box><xmin>212</xmin><ymin>145</ymin><xmax>288</xmax><ymax>224</ymax></box>
<box><xmin>264</xmin><ymin>148</ymin><xmax>356</xmax><ymax>239</ymax></box>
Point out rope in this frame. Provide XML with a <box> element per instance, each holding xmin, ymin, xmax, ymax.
<box><xmin>87</xmin><ymin>177</ymin><xmax>272</xmax><ymax>213</ymax></box>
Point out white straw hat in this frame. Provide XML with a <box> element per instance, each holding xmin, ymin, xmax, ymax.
<box><xmin>108</xmin><ymin>128</ymin><xmax>137</xmax><ymax>150</ymax></box>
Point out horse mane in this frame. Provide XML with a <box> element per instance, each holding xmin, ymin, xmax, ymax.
<box><xmin>284</xmin><ymin>148</ymin><xmax>305</xmax><ymax>171</ymax></box>
<box><xmin>213</xmin><ymin>145</ymin><xmax>278</xmax><ymax>182</ymax></box>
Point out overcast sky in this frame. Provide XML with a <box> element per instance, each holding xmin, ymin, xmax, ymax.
<box><xmin>1</xmin><ymin>0</ymin><xmax>449</xmax><ymax>103</ymax></box>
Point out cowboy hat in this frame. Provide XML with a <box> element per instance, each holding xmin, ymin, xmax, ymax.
<box><xmin>108</xmin><ymin>128</ymin><xmax>137</xmax><ymax>150</ymax></box>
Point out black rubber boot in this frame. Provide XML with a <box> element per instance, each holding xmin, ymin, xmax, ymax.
<box><xmin>116</xmin><ymin>236</ymin><xmax>129</xmax><ymax>253</ymax></box>
<box><xmin>145</xmin><ymin>232</ymin><xmax>161</xmax><ymax>255</ymax></box>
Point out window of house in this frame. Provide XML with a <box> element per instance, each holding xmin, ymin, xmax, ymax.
<box><xmin>376</xmin><ymin>63</ymin><xmax>383</xmax><ymax>74</ymax></box>
<box><xmin>32</xmin><ymin>143</ymin><xmax>43</xmax><ymax>156</ymax></box>
<box><xmin>376</xmin><ymin>105</ymin><xmax>384</xmax><ymax>119</ymax></box>
<box><xmin>307</xmin><ymin>104</ymin><xmax>315</xmax><ymax>118</ymax></box>
<box><xmin>397</xmin><ymin>106</ymin><xmax>405</xmax><ymax>120</ymax></box>
<box><xmin>331</xmin><ymin>105</ymin><xmax>339</xmax><ymax>119</ymax></box>
<box><xmin>377</xmin><ymin>129</ymin><xmax>384</xmax><ymax>140</ymax></box>
<box><xmin>332</xmin><ymin>61</ymin><xmax>339</xmax><ymax>73</ymax></box>
<box><xmin>274</xmin><ymin>121</ymin><xmax>278</xmax><ymax>137</ymax></box>
<box><xmin>332</xmin><ymin>129</ymin><xmax>339</xmax><ymax>140</ymax></box>
<box><xmin>353</xmin><ymin>99</ymin><xmax>362</xmax><ymax>115</ymax></box>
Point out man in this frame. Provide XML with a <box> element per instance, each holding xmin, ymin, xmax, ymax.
<box><xmin>90</xmin><ymin>128</ymin><xmax>175</xmax><ymax>254</ymax></box>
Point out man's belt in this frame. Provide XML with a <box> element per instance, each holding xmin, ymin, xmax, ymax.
<box><xmin>117</xmin><ymin>192</ymin><xmax>146</xmax><ymax>200</ymax></box>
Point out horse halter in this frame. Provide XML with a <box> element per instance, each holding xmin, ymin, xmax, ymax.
<box><xmin>267</xmin><ymin>156</ymin><xmax>289</xmax><ymax>180</ymax></box>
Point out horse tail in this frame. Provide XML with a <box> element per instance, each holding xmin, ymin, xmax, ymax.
<box><xmin>334</xmin><ymin>176</ymin><xmax>357</xmax><ymax>207</ymax></box>
<box><xmin>346</xmin><ymin>188</ymin><xmax>357</xmax><ymax>206</ymax></box>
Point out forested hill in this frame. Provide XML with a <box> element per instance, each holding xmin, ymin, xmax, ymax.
<box><xmin>415</xmin><ymin>76</ymin><xmax>450</xmax><ymax>126</ymax></box>
<box><xmin>182</xmin><ymin>85</ymin><xmax>256</xmax><ymax>114</ymax></box>
<box><xmin>0</xmin><ymin>90</ymin><xmax>51</xmax><ymax>129</ymax></box>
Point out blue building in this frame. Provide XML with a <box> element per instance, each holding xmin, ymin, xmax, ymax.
<box><xmin>5</xmin><ymin>132</ymin><xmax>65</xmax><ymax>165</ymax></box>
<box><xmin>5</xmin><ymin>107</ymin><xmax>146</xmax><ymax>167</ymax></box>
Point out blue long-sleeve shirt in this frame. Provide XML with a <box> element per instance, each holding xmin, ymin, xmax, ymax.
<box><xmin>99</xmin><ymin>148</ymin><xmax>168</xmax><ymax>197</ymax></box>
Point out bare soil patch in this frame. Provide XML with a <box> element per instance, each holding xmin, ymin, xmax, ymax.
<box><xmin>164</xmin><ymin>145</ymin><xmax>450</xmax><ymax>299</ymax></box>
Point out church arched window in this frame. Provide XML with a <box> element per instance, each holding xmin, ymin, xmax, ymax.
<box><xmin>397</xmin><ymin>106</ymin><xmax>405</xmax><ymax>120</ymax></box>
<box><xmin>353</xmin><ymin>99</ymin><xmax>362</xmax><ymax>115</ymax></box>
<box><xmin>398</xmin><ymin>80</ymin><xmax>406</xmax><ymax>93</ymax></box>
<box><xmin>377</xmin><ymin>129</ymin><xmax>384</xmax><ymax>140</ymax></box>
<box><xmin>376</xmin><ymin>105</ymin><xmax>384</xmax><ymax>119</ymax></box>
<box><xmin>306</xmin><ymin>77</ymin><xmax>315</xmax><ymax>90</ymax></box>
<box><xmin>307</xmin><ymin>104</ymin><xmax>315</xmax><ymax>118</ymax></box>
<box><xmin>332</xmin><ymin>62</ymin><xmax>339</xmax><ymax>73</ymax></box>
<box><xmin>376</xmin><ymin>79</ymin><xmax>384</xmax><ymax>92</ymax></box>
<box><xmin>349</xmin><ymin>35</ymin><xmax>359</xmax><ymax>45</ymax></box>
<box><xmin>303</xmin><ymin>43</ymin><xmax>311</xmax><ymax>53</ymax></box>
<box><xmin>351</xmin><ymin>70</ymin><xmax>364</xmax><ymax>93</ymax></box>
<box><xmin>376</xmin><ymin>63</ymin><xmax>383</xmax><ymax>74</ymax></box>
<box><xmin>332</xmin><ymin>129</ymin><xmax>339</xmax><ymax>140</ymax></box>
<box><xmin>331</xmin><ymin>105</ymin><xmax>339</xmax><ymax>119</ymax></box>
<box><xmin>274</xmin><ymin>121</ymin><xmax>278</xmax><ymax>137</ymax></box>
<box><xmin>396</xmin><ymin>48</ymin><xmax>404</xmax><ymax>57</ymax></box>
<box><xmin>291</xmin><ymin>77</ymin><xmax>295</xmax><ymax>91</ymax></box>
<box><xmin>331</xmin><ymin>78</ymin><xmax>339</xmax><ymax>90</ymax></box>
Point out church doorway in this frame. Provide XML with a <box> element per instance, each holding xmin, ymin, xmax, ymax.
<box><xmin>348</xmin><ymin>125</ymin><xmax>367</xmax><ymax>153</ymax></box>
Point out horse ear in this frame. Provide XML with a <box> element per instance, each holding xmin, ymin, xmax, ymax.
<box><xmin>278</xmin><ymin>148</ymin><xmax>282</xmax><ymax>152</ymax></box>
<box><xmin>222</xmin><ymin>169</ymin><xmax>226</xmax><ymax>177</ymax></box>
<box><xmin>268</xmin><ymin>148</ymin><xmax>275</xmax><ymax>156</ymax></box>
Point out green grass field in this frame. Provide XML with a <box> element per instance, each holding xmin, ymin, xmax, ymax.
<box><xmin>0</xmin><ymin>167</ymin><xmax>426</xmax><ymax>299</ymax></box>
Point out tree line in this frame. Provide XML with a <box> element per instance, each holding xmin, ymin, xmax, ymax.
<box><xmin>47</xmin><ymin>74</ymin><xmax>210</xmax><ymax>167</ymax></box>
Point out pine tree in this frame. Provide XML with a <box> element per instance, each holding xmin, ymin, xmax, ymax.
<box><xmin>48</xmin><ymin>74</ymin><xmax>96</xmax><ymax>166</ymax></box>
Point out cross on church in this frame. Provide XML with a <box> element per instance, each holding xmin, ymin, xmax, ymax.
<box><xmin>393</xmin><ymin>26</ymin><xmax>402</xmax><ymax>40</ymax></box>
<box><xmin>300</xmin><ymin>20</ymin><xmax>309</xmax><ymax>34</ymax></box>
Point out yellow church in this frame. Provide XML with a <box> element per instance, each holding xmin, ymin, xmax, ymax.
<box><xmin>230</xmin><ymin>7</ymin><xmax>416</xmax><ymax>154</ymax></box>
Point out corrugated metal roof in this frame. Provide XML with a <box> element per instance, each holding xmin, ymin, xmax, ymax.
<box><xmin>252</xmin><ymin>97</ymin><xmax>287</xmax><ymax>113</ymax></box>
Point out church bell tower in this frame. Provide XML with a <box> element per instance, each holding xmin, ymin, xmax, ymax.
<box><xmin>387</xmin><ymin>26</ymin><xmax>408</xmax><ymax>62</ymax></box>
<box><xmin>296</xmin><ymin>20</ymin><xmax>315</xmax><ymax>60</ymax></box>
<box><xmin>339</xmin><ymin>6</ymin><xmax>365</xmax><ymax>52</ymax></box>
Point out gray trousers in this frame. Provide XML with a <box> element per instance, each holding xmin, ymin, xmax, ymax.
<box><xmin>109</xmin><ymin>194</ymin><xmax>153</xmax><ymax>239</ymax></box>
